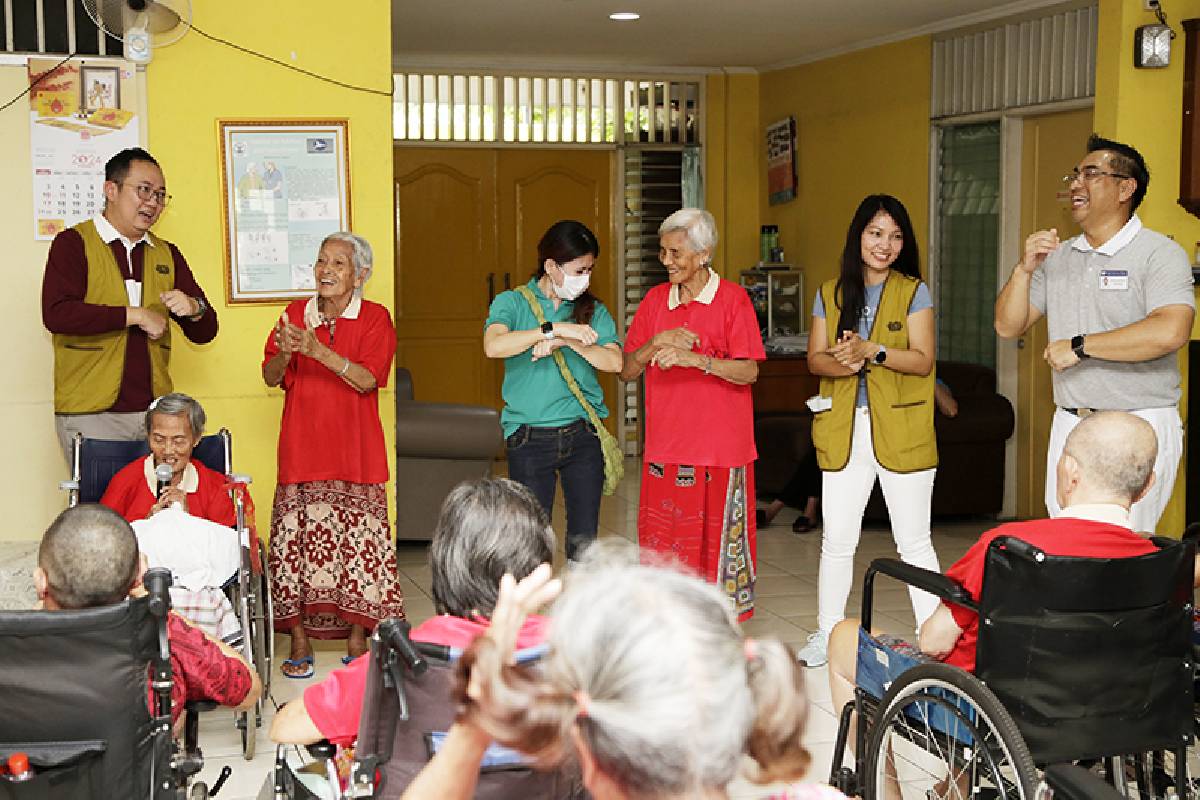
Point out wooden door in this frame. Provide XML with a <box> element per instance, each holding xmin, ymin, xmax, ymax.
<box><xmin>495</xmin><ymin>149</ymin><xmax>615</xmax><ymax>421</ymax></box>
<box><xmin>1015</xmin><ymin>108</ymin><xmax>1093</xmax><ymax>518</ymax></box>
<box><xmin>393</xmin><ymin>146</ymin><xmax>614</xmax><ymax>413</ymax></box>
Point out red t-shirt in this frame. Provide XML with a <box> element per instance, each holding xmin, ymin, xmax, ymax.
<box><xmin>942</xmin><ymin>516</ymin><xmax>1157</xmax><ymax>672</ymax></box>
<box><xmin>263</xmin><ymin>299</ymin><xmax>395</xmax><ymax>485</ymax></box>
<box><xmin>303</xmin><ymin>615</ymin><xmax>549</xmax><ymax>746</ymax></box>
<box><xmin>101</xmin><ymin>456</ymin><xmax>237</xmax><ymax>526</ymax></box>
<box><xmin>624</xmin><ymin>279</ymin><xmax>765</xmax><ymax>466</ymax></box>
<box><xmin>157</xmin><ymin>614</ymin><xmax>253</xmax><ymax>723</ymax></box>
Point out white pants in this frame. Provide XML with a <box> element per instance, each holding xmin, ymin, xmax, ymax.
<box><xmin>817</xmin><ymin>407</ymin><xmax>941</xmax><ymax>635</ymax></box>
<box><xmin>1044</xmin><ymin>406</ymin><xmax>1183</xmax><ymax>533</ymax></box>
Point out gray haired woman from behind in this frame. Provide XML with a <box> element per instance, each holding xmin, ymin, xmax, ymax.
<box><xmin>401</xmin><ymin>547</ymin><xmax>848</xmax><ymax>800</ymax></box>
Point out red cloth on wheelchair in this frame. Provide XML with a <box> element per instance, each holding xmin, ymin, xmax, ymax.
<box><xmin>303</xmin><ymin>614</ymin><xmax>549</xmax><ymax>746</ymax></box>
<box><xmin>156</xmin><ymin>614</ymin><xmax>254</xmax><ymax>722</ymax></box>
<box><xmin>941</xmin><ymin>516</ymin><xmax>1156</xmax><ymax>672</ymax></box>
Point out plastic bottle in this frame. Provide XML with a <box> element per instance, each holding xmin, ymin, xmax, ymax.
<box><xmin>760</xmin><ymin>225</ymin><xmax>772</xmax><ymax>264</ymax></box>
<box><xmin>6</xmin><ymin>753</ymin><xmax>33</xmax><ymax>782</ymax></box>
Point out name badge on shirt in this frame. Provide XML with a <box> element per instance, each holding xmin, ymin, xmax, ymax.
<box><xmin>125</xmin><ymin>279</ymin><xmax>142</xmax><ymax>306</ymax></box>
<box><xmin>1098</xmin><ymin>269</ymin><xmax>1128</xmax><ymax>291</ymax></box>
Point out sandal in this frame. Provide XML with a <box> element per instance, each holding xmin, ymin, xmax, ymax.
<box><xmin>281</xmin><ymin>655</ymin><xmax>315</xmax><ymax>679</ymax></box>
<box><xmin>792</xmin><ymin>516</ymin><xmax>815</xmax><ymax>534</ymax></box>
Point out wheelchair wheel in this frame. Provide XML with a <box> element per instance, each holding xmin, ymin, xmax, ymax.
<box><xmin>255</xmin><ymin>537</ymin><xmax>275</xmax><ymax>700</ymax></box>
<box><xmin>233</xmin><ymin>537</ymin><xmax>274</xmax><ymax>761</ymax></box>
<box><xmin>865</xmin><ymin>663</ymin><xmax>1037</xmax><ymax>800</ymax></box>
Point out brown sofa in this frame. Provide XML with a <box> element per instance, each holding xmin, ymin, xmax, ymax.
<box><xmin>394</xmin><ymin>368</ymin><xmax>504</xmax><ymax>541</ymax></box>
<box><xmin>754</xmin><ymin>360</ymin><xmax>1015</xmax><ymax>520</ymax></box>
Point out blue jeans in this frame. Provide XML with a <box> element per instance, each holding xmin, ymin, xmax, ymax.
<box><xmin>505</xmin><ymin>419</ymin><xmax>603</xmax><ymax>560</ymax></box>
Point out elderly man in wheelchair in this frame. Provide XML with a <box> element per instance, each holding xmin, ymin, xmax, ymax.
<box><xmin>825</xmin><ymin>411</ymin><xmax>1196</xmax><ymax>799</ymax></box>
<box><xmin>0</xmin><ymin>505</ymin><xmax>261</xmax><ymax>797</ymax></box>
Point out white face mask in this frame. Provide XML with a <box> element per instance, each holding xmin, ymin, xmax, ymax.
<box><xmin>553</xmin><ymin>269</ymin><xmax>590</xmax><ymax>301</ymax></box>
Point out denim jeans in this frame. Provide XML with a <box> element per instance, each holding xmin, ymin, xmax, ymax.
<box><xmin>505</xmin><ymin>419</ymin><xmax>603</xmax><ymax>560</ymax></box>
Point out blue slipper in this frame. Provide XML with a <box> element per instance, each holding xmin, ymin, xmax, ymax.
<box><xmin>341</xmin><ymin>654</ymin><xmax>361</xmax><ymax>666</ymax></box>
<box><xmin>281</xmin><ymin>656</ymin><xmax>315</xmax><ymax>679</ymax></box>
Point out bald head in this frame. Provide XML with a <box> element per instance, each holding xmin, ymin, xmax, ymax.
<box><xmin>1058</xmin><ymin>412</ymin><xmax>1157</xmax><ymax>507</ymax></box>
<box><xmin>38</xmin><ymin>505</ymin><xmax>140</xmax><ymax>609</ymax></box>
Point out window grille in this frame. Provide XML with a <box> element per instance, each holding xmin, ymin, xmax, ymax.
<box><xmin>4</xmin><ymin>0</ymin><xmax>107</xmax><ymax>56</ymax></box>
<box><xmin>393</xmin><ymin>71</ymin><xmax>701</xmax><ymax>146</ymax></box>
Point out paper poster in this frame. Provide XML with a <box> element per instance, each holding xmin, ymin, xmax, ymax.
<box><xmin>219</xmin><ymin>121</ymin><xmax>350</xmax><ymax>302</ymax></box>
<box><xmin>766</xmin><ymin>117</ymin><xmax>797</xmax><ymax>206</ymax></box>
<box><xmin>28</xmin><ymin>58</ymin><xmax>139</xmax><ymax>240</ymax></box>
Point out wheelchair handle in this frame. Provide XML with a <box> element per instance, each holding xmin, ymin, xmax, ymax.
<box><xmin>143</xmin><ymin>567</ymin><xmax>173</xmax><ymax>619</ymax></box>
<box><xmin>377</xmin><ymin>618</ymin><xmax>429</xmax><ymax>677</ymax></box>
<box><xmin>998</xmin><ymin>536</ymin><xmax>1046</xmax><ymax>563</ymax></box>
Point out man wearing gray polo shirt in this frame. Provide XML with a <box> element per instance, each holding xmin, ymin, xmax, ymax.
<box><xmin>995</xmin><ymin>134</ymin><xmax>1194</xmax><ymax>532</ymax></box>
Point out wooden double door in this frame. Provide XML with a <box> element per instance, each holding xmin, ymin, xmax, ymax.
<box><xmin>393</xmin><ymin>146</ymin><xmax>615</xmax><ymax>416</ymax></box>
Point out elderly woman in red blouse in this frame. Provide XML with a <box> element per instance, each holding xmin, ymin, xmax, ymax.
<box><xmin>621</xmin><ymin>208</ymin><xmax>766</xmax><ymax>621</ymax></box>
<box><xmin>263</xmin><ymin>231</ymin><xmax>405</xmax><ymax>679</ymax></box>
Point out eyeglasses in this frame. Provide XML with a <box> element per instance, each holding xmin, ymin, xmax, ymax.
<box><xmin>1061</xmin><ymin>167</ymin><xmax>1130</xmax><ymax>185</ymax></box>
<box><xmin>122</xmin><ymin>181</ymin><xmax>172</xmax><ymax>206</ymax></box>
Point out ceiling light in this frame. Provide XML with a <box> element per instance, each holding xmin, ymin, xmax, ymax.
<box><xmin>609</xmin><ymin>12</ymin><xmax>640</xmax><ymax>21</ymax></box>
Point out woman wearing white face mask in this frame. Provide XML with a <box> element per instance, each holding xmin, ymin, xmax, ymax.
<box><xmin>484</xmin><ymin>220</ymin><xmax>623</xmax><ymax>560</ymax></box>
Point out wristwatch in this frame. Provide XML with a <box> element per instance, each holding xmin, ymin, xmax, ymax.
<box><xmin>541</xmin><ymin>321</ymin><xmax>555</xmax><ymax>339</ymax></box>
<box><xmin>874</xmin><ymin>345</ymin><xmax>887</xmax><ymax>364</ymax></box>
<box><xmin>1070</xmin><ymin>334</ymin><xmax>1089</xmax><ymax>360</ymax></box>
<box><xmin>188</xmin><ymin>296</ymin><xmax>209</xmax><ymax>321</ymax></box>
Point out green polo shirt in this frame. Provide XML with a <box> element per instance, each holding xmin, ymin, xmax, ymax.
<box><xmin>485</xmin><ymin>279</ymin><xmax>619</xmax><ymax>438</ymax></box>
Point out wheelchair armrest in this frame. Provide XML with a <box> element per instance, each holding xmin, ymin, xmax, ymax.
<box><xmin>862</xmin><ymin>558</ymin><xmax>976</xmax><ymax>631</ymax></box>
<box><xmin>58</xmin><ymin>480</ymin><xmax>78</xmax><ymax>492</ymax></box>
<box><xmin>306</xmin><ymin>740</ymin><xmax>336</xmax><ymax>761</ymax></box>
<box><xmin>1042</xmin><ymin>764</ymin><xmax>1125</xmax><ymax>800</ymax></box>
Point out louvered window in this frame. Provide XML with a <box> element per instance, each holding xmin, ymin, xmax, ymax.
<box><xmin>3</xmin><ymin>0</ymin><xmax>107</xmax><ymax>55</ymax></box>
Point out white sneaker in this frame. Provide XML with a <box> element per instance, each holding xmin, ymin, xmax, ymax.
<box><xmin>797</xmin><ymin>630</ymin><xmax>828</xmax><ymax>668</ymax></box>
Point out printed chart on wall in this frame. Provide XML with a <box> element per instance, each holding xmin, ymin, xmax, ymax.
<box><xmin>27</xmin><ymin>58</ymin><xmax>139</xmax><ymax>240</ymax></box>
<box><xmin>219</xmin><ymin>120</ymin><xmax>350</xmax><ymax>303</ymax></box>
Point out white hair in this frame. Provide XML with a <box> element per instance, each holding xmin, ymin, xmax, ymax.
<box><xmin>321</xmin><ymin>231</ymin><xmax>374</xmax><ymax>288</ymax></box>
<box><xmin>658</xmin><ymin>208</ymin><xmax>719</xmax><ymax>261</ymax></box>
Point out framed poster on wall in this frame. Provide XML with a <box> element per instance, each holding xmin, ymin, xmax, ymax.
<box><xmin>766</xmin><ymin>116</ymin><xmax>797</xmax><ymax>206</ymax></box>
<box><xmin>218</xmin><ymin>119</ymin><xmax>351</xmax><ymax>304</ymax></box>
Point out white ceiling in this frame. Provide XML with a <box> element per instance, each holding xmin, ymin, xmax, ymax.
<box><xmin>393</xmin><ymin>0</ymin><xmax>1071</xmax><ymax>72</ymax></box>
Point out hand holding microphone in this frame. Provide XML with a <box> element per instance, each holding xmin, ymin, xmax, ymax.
<box><xmin>149</xmin><ymin>464</ymin><xmax>189</xmax><ymax>516</ymax></box>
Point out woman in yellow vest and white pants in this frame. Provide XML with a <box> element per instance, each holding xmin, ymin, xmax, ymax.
<box><xmin>796</xmin><ymin>194</ymin><xmax>941</xmax><ymax>668</ymax></box>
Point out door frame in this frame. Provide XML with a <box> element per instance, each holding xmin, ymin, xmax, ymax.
<box><xmin>928</xmin><ymin>97</ymin><xmax>1094</xmax><ymax>520</ymax></box>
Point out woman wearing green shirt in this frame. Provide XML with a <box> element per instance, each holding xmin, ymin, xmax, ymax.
<box><xmin>483</xmin><ymin>220</ymin><xmax>623</xmax><ymax>560</ymax></box>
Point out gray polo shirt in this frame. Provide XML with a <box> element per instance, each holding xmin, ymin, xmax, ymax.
<box><xmin>1030</xmin><ymin>215</ymin><xmax>1194</xmax><ymax>410</ymax></box>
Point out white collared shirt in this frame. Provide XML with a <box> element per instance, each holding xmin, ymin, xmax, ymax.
<box><xmin>667</xmin><ymin>268</ymin><xmax>720</xmax><ymax>311</ymax></box>
<box><xmin>1056</xmin><ymin>503</ymin><xmax>1132</xmax><ymax>529</ymax></box>
<box><xmin>303</xmin><ymin>293</ymin><xmax>362</xmax><ymax>329</ymax></box>
<box><xmin>93</xmin><ymin>212</ymin><xmax>155</xmax><ymax>268</ymax></box>
<box><xmin>1069</xmin><ymin>214</ymin><xmax>1143</xmax><ymax>256</ymax></box>
<box><xmin>141</xmin><ymin>455</ymin><xmax>199</xmax><ymax>496</ymax></box>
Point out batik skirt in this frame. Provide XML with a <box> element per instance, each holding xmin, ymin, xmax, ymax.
<box><xmin>637</xmin><ymin>462</ymin><xmax>757</xmax><ymax>621</ymax></box>
<box><xmin>268</xmin><ymin>480</ymin><xmax>405</xmax><ymax>638</ymax></box>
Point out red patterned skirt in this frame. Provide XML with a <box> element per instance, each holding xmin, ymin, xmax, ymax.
<box><xmin>637</xmin><ymin>462</ymin><xmax>757</xmax><ymax>621</ymax></box>
<box><xmin>268</xmin><ymin>480</ymin><xmax>405</xmax><ymax>638</ymax></box>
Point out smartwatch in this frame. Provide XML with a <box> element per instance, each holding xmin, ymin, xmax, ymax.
<box><xmin>874</xmin><ymin>345</ymin><xmax>887</xmax><ymax>365</ymax></box>
<box><xmin>1070</xmin><ymin>334</ymin><xmax>1089</xmax><ymax>360</ymax></box>
<box><xmin>541</xmin><ymin>321</ymin><xmax>555</xmax><ymax>339</ymax></box>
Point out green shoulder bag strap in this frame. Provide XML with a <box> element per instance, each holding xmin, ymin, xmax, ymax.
<box><xmin>515</xmin><ymin>285</ymin><xmax>624</xmax><ymax>495</ymax></box>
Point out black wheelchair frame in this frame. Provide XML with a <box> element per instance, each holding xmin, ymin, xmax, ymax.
<box><xmin>829</xmin><ymin>535</ymin><xmax>1195</xmax><ymax>800</ymax></box>
<box><xmin>59</xmin><ymin>430</ymin><xmax>274</xmax><ymax>760</ymax></box>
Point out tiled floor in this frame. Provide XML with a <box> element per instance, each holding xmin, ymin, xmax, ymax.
<box><xmin>186</xmin><ymin>458</ymin><xmax>989</xmax><ymax>799</ymax></box>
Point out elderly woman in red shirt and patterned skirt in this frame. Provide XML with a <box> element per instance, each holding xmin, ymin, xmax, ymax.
<box><xmin>621</xmin><ymin>208</ymin><xmax>766</xmax><ymax>621</ymax></box>
<box><xmin>262</xmin><ymin>231</ymin><xmax>405</xmax><ymax>678</ymax></box>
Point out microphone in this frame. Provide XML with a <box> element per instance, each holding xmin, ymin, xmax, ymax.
<box><xmin>155</xmin><ymin>463</ymin><xmax>173</xmax><ymax>499</ymax></box>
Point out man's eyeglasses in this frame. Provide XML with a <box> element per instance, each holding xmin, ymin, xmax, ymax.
<box><xmin>122</xmin><ymin>182</ymin><xmax>171</xmax><ymax>206</ymax></box>
<box><xmin>1061</xmin><ymin>167</ymin><xmax>1130</xmax><ymax>185</ymax></box>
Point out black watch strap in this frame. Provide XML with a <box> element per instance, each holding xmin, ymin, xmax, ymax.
<box><xmin>1071</xmin><ymin>334</ymin><xmax>1089</xmax><ymax>359</ymax></box>
<box><xmin>541</xmin><ymin>321</ymin><xmax>554</xmax><ymax>337</ymax></box>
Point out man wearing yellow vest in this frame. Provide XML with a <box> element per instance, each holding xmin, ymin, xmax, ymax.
<box><xmin>42</xmin><ymin>148</ymin><xmax>218</xmax><ymax>462</ymax></box>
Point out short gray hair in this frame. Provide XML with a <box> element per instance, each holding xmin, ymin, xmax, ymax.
<box><xmin>322</xmin><ymin>231</ymin><xmax>374</xmax><ymax>286</ymax></box>
<box><xmin>40</xmin><ymin>505</ymin><xmax>140</xmax><ymax>609</ymax></box>
<box><xmin>146</xmin><ymin>392</ymin><xmax>205</xmax><ymax>438</ymax></box>
<box><xmin>658</xmin><ymin>208</ymin><xmax>718</xmax><ymax>260</ymax></box>
<box><xmin>430</xmin><ymin>478</ymin><xmax>554</xmax><ymax>618</ymax></box>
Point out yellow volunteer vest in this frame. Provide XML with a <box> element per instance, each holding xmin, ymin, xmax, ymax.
<box><xmin>811</xmin><ymin>272</ymin><xmax>937</xmax><ymax>473</ymax></box>
<box><xmin>53</xmin><ymin>219</ymin><xmax>176</xmax><ymax>413</ymax></box>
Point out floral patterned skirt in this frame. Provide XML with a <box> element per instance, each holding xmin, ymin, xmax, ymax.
<box><xmin>268</xmin><ymin>480</ymin><xmax>405</xmax><ymax>638</ymax></box>
<box><xmin>637</xmin><ymin>462</ymin><xmax>757</xmax><ymax>621</ymax></box>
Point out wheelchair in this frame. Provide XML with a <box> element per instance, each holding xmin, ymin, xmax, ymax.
<box><xmin>829</xmin><ymin>534</ymin><xmax>1196</xmax><ymax>800</ymax></box>
<box><xmin>59</xmin><ymin>430</ymin><xmax>274</xmax><ymax>760</ymax></box>
<box><xmin>0</xmin><ymin>568</ymin><xmax>218</xmax><ymax>799</ymax></box>
<box><xmin>267</xmin><ymin>618</ymin><xmax>579</xmax><ymax>799</ymax></box>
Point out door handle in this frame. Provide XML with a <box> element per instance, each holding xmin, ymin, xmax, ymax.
<box><xmin>487</xmin><ymin>272</ymin><xmax>496</xmax><ymax>304</ymax></box>
<box><xmin>503</xmin><ymin>272</ymin><xmax>511</xmax><ymax>291</ymax></box>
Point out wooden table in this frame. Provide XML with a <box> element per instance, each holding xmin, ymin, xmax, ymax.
<box><xmin>752</xmin><ymin>354</ymin><xmax>819</xmax><ymax>414</ymax></box>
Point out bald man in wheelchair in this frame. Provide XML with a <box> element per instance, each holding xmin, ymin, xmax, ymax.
<box><xmin>827</xmin><ymin>410</ymin><xmax>1167</xmax><ymax>735</ymax></box>
<box><xmin>34</xmin><ymin>504</ymin><xmax>261</xmax><ymax>725</ymax></box>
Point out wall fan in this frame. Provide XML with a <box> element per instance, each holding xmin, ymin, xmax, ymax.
<box><xmin>80</xmin><ymin>0</ymin><xmax>193</xmax><ymax>64</ymax></box>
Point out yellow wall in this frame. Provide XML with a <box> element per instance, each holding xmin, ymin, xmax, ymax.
<box><xmin>705</xmin><ymin>72</ymin><xmax>762</xmax><ymax>277</ymax></box>
<box><xmin>1094</xmin><ymin>0</ymin><xmax>1200</xmax><ymax>533</ymax></box>
<box><xmin>1</xmin><ymin>1</ymin><xmax>396</xmax><ymax>540</ymax></box>
<box><xmin>758</xmin><ymin>37</ymin><xmax>933</xmax><ymax>317</ymax></box>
